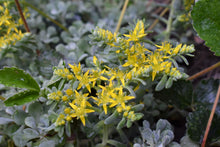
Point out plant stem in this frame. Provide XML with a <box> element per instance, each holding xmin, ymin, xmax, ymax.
<box><xmin>14</xmin><ymin>0</ymin><xmax>30</xmax><ymax>32</ymax></box>
<box><xmin>21</xmin><ymin>1</ymin><xmax>69</xmax><ymax>33</ymax></box>
<box><xmin>201</xmin><ymin>85</ymin><xmax>220</xmax><ymax>147</ymax></box>
<box><xmin>187</xmin><ymin>61</ymin><xmax>220</xmax><ymax>81</ymax></box>
<box><xmin>165</xmin><ymin>0</ymin><xmax>175</xmax><ymax>41</ymax></box>
<box><xmin>115</xmin><ymin>0</ymin><xmax>129</xmax><ymax>33</ymax></box>
<box><xmin>147</xmin><ymin>7</ymin><xmax>169</xmax><ymax>31</ymax></box>
<box><xmin>102</xmin><ymin>124</ymin><xmax>108</xmax><ymax>146</ymax></box>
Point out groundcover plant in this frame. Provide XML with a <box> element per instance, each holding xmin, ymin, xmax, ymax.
<box><xmin>0</xmin><ymin>0</ymin><xmax>219</xmax><ymax>147</ymax></box>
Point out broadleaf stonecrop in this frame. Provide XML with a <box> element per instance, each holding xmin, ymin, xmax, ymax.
<box><xmin>48</xmin><ymin>20</ymin><xmax>194</xmax><ymax>126</ymax></box>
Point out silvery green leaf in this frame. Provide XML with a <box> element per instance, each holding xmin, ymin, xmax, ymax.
<box><xmin>39</xmin><ymin>140</ymin><xmax>56</xmax><ymax>147</ymax></box>
<box><xmin>133</xmin><ymin>143</ymin><xmax>141</xmax><ymax>147</ymax></box>
<box><xmin>39</xmin><ymin>115</ymin><xmax>49</xmax><ymax>128</ymax></box>
<box><xmin>41</xmin><ymin>124</ymin><xmax>56</xmax><ymax>132</ymax></box>
<box><xmin>65</xmin><ymin>122</ymin><xmax>71</xmax><ymax>137</ymax></box>
<box><xmin>155</xmin><ymin>75</ymin><xmax>168</xmax><ymax>91</ymax></box>
<box><xmin>131</xmin><ymin>104</ymin><xmax>144</xmax><ymax>112</ymax></box>
<box><xmin>13</xmin><ymin>110</ymin><xmax>28</xmax><ymax>125</ymax></box>
<box><xmin>56</xmin><ymin>126</ymin><xmax>64</xmax><ymax>138</ymax></box>
<box><xmin>12</xmin><ymin>126</ymin><xmax>27</xmax><ymax>147</ymax></box>
<box><xmin>78</xmin><ymin>54</ymin><xmax>89</xmax><ymax>62</ymax></box>
<box><xmin>104</xmin><ymin>110</ymin><xmax>118</xmax><ymax>125</ymax></box>
<box><xmin>117</xmin><ymin>117</ymin><xmax>126</xmax><ymax>130</ymax></box>
<box><xmin>28</xmin><ymin>102</ymin><xmax>43</xmax><ymax>122</ymax></box>
<box><xmin>167</xmin><ymin>142</ymin><xmax>181</xmax><ymax>147</ymax></box>
<box><xmin>156</xmin><ymin>119</ymin><xmax>172</xmax><ymax>132</ymax></box>
<box><xmin>180</xmin><ymin>135</ymin><xmax>199</xmax><ymax>147</ymax></box>
<box><xmin>5</xmin><ymin>107</ymin><xmax>15</xmax><ymax>115</ymax></box>
<box><xmin>67</xmin><ymin>42</ymin><xmax>76</xmax><ymax>50</ymax></box>
<box><xmin>25</xmin><ymin>117</ymin><xmax>37</xmax><ymax>129</ymax></box>
<box><xmin>47</xmin><ymin>26</ymin><xmax>57</xmax><ymax>36</ymax></box>
<box><xmin>23</xmin><ymin>128</ymin><xmax>39</xmax><ymax>140</ymax></box>
<box><xmin>0</xmin><ymin>117</ymin><xmax>13</xmax><ymax>125</ymax></box>
<box><xmin>142</xmin><ymin>120</ymin><xmax>150</xmax><ymax>129</ymax></box>
<box><xmin>161</xmin><ymin>130</ymin><xmax>174</xmax><ymax>145</ymax></box>
<box><xmin>13</xmin><ymin>134</ymin><xmax>28</xmax><ymax>147</ymax></box>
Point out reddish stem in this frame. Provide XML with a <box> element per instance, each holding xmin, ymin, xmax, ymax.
<box><xmin>14</xmin><ymin>0</ymin><xmax>30</xmax><ymax>32</ymax></box>
<box><xmin>201</xmin><ymin>85</ymin><xmax>220</xmax><ymax>147</ymax></box>
<box><xmin>187</xmin><ymin>62</ymin><xmax>220</xmax><ymax>81</ymax></box>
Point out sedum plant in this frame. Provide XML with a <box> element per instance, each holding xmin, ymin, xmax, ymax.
<box><xmin>133</xmin><ymin>119</ymin><xmax>199</xmax><ymax>147</ymax></box>
<box><xmin>0</xmin><ymin>2</ymin><xmax>27</xmax><ymax>48</ymax></box>
<box><xmin>133</xmin><ymin>119</ymin><xmax>180</xmax><ymax>147</ymax></box>
<box><xmin>0</xmin><ymin>19</ymin><xmax>195</xmax><ymax>146</ymax></box>
<box><xmin>48</xmin><ymin>20</ymin><xmax>194</xmax><ymax>127</ymax></box>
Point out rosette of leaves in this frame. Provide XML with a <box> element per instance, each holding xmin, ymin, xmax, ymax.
<box><xmin>133</xmin><ymin>119</ymin><xmax>180</xmax><ymax>147</ymax></box>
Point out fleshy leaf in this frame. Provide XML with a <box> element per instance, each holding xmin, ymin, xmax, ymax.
<box><xmin>0</xmin><ymin>67</ymin><xmax>40</xmax><ymax>91</ymax></box>
<box><xmin>28</xmin><ymin>102</ymin><xmax>43</xmax><ymax>122</ymax></box>
<box><xmin>4</xmin><ymin>90</ymin><xmax>39</xmax><ymax>106</ymax></box>
<box><xmin>191</xmin><ymin>0</ymin><xmax>220</xmax><ymax>56</ymax></box>
<box><xmin>0</xmin><ymin>117</ymin><xmax>14</xmax><ymax>125</ymax></box>
<box><xmin>13</xmin><ymin>110</ymin><xmax>28</xmax><ymax>125</ymax></box>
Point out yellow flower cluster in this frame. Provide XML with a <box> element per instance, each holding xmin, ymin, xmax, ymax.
<box><xmin>54</xmin><ymin>68</ymin><xmax>74</xmax><ymax>80</ymax></box>
<box><xmin>49</xmin><ymin>60</ymin><xmax>136</xmax><ymax>126</ymax></box>
<box><xmin>55</xmin><ymin>90</ymin><xmax>94</xmax><ymax>126</ymax></box>
<box><xmin>184</xmin><ymin>0</ymin><xmax>195</xmax><ymax>11</ymax></box>
<box><xmin>0</xmin><ymin>2</ymin><xmax>28</xmax><ymax>49</ymax></box>
<box><xmin>49</xmin><ymin>20</ymin><xmax>194</xmax><ymax>126</ymax></box>
<box><xmin>93</xmin><ymin>20</ymin><xmax>194</xmax><ymax>81</ymax></box>
<box><xmin>178</xmin><ymin>0</ymin><xmax>194</xmax><ymax>22</ymax></box>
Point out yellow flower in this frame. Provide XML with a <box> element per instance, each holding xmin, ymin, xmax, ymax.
<box><xmin>77</xmin><ymin>70</ymin><xmax>93</xmax><ymax>93</ymax></box>
<box><xmin>69</xmin><ymin>63</ymin><xmax>82</xmax><ymax>78</ymax></box>
<box><xmin>107</xmin><ymin>67</ymin><xmax>126</xmax><ymax>86</ymax></box>
<box><xmin>54</xmin><ymin>68</ymin><xmax>74</xmax><ymax>80</ymax></box>
<box><xmin>66</xmin><ymin>115</ymin><xmax>72</xmax><ymax>121</ymax></box>
<box><xmin>122</xmin><ymin>53</ymin><xmax>139</xmax><ymax>67</ymax></box>
<box><xmin>155</xmin><ymin>42</ymin><xmax>172</xmax><ymax>55</ymax></box>
<box><xmin>64</xmin><ymin>107</ymin><xmax>72</xmax><ymax>114</ymax></box>
<box><xmin>124</xmin><ymin>20</ymin><xmax>146</xmax><ymax>42</ymax></box>
<box><xmin>66</xmin><ymin>89</ymin><xmax>74</xmax><ymax>96</ymax></box>
<box><xmin>69</xmin><ymin>99</ymin><xmax>95</xmax><ymax>126</ymax></box>
<box><xmin>109</xmin><ymin>86</ymin><xmax>135</xmax><ymax>109</ymax></box>
<box><xmin>62</xmin><ymin>95</ymin><xmax>68</xmax><ymax>101</ymax></box>
<box><xmin>184</xmin><ymin>0</ymin><xmax>194</xmax><ymax>11</ymax></box>
<box><xmin>72</xmin><ymin>90</ymin><xmax>92</xmax><ymax>107</ymax></box>
<box><xmin>92</xmin><ymin>86</ymin><xmax>113</xmax><ymax>114</ymax></box>
<box><xmin>0</xmin><ymin>3</ymin><xmax>27</xmax><ymax>48</ymax></box>
<box><xmin>56</xmin><ymin>114</ymin><xmax>65</xmax><ymax>126</ymax></box>
<box><xmin>93</xmin><ymin>56</ymin><xmax>98</xmax><ymax>65</ymax></box>
<box><xmin>94</xmin><ymin>27</ymin><xmax>117</xmax><ymax>47</ymax></box>
<box><xmin>48</xmin><ymin>91</ymin><xmax>63</xmax><ymax>101</ymax></box>
<box><xmin>90</xmin><ymin>69</ymin><xmax>108</xmax><ymax>86</ymax></box>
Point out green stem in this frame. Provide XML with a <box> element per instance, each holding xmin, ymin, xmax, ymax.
<box><xmin>102</xmin><ymin>124</ymin><xmax>109</xmax><ymax>146</ymax></box>
<box><xmin>21</xmin><ymin>1</ymin><xmax>69</xmax><ymax>33</ymax></box>
<box><xmin>165</xmin><ymin>0</ymin><xmax>175</xmax><ymax>41</ymax></box>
